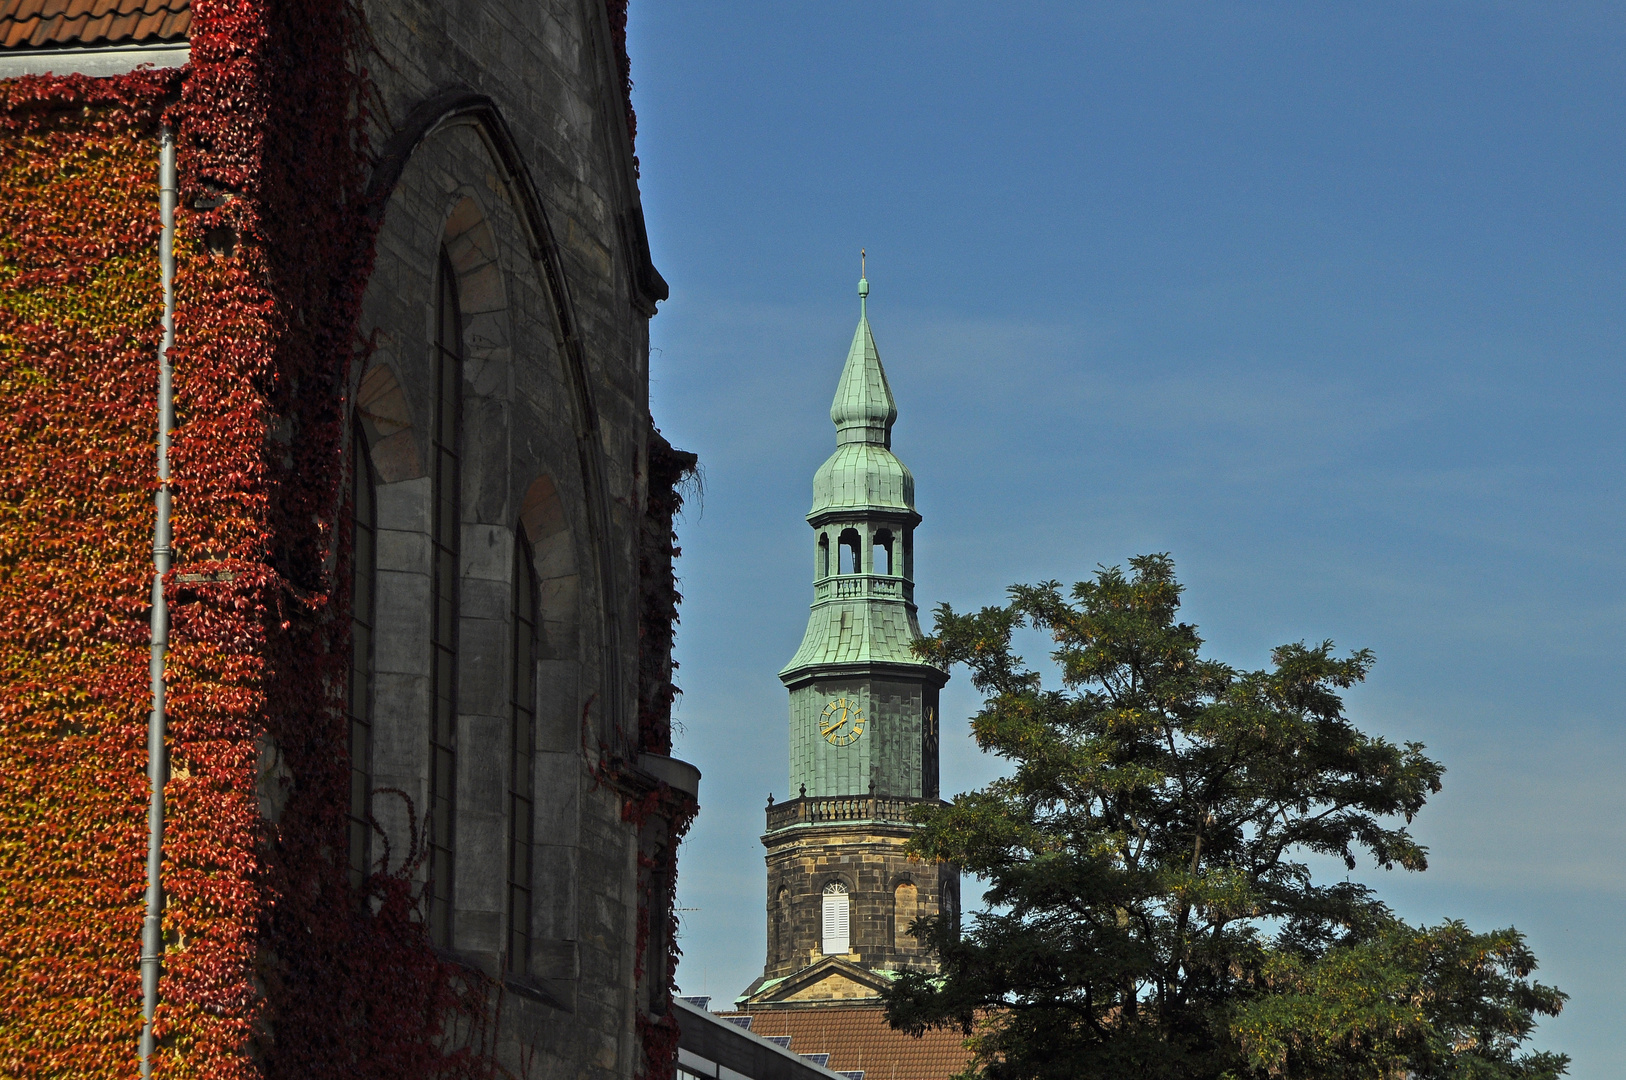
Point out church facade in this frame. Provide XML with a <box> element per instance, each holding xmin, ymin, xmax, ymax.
<box><xmin>0</xmin><ymin>3</ymin><xmax>696</xmax><ymax>1079</ymax></box>
<box><xmin>740</xmin><ymin>275</ymin><xmax>958</xmax><ymax>1010</ymax></box>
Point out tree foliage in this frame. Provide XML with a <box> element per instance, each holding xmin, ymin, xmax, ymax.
<box><xmin>883</xmin><ymin>555</ymin><xmax>1565</xmax><ymax>1080</ymax></box>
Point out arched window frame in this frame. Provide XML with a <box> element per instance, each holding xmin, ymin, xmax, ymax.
<box><xmin>892</xmin><ymin>877</ymin><xmax>918</xmax><ymax>948</ymax></box>
<box><xmin>872</xmin><ymin>529</ymin><xmax>894</xmax><ymax>576</ymax></box>
<box><xmin>817</xmin><ymin>533</ymin><xmax>830</xmax><ymax>579</ymax></box>
<box><xmin>938</xmin><ymin>877</ymin><xmax>958</xmax><ymax>941</ymax></box>
<box><xmin>427</xmin><ymin>248</ymin><xmax>464</xmax><ymax>948</ymax></box>
<box><xmin>838</xmin><ymin>528</ymin><xmax>861</xmax><ymax>575</ymax></box>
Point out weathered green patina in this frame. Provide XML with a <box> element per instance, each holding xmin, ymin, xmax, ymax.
<box><xmin>780</xmin><ymin>275</ymin><xmax>947</xmax><ymax>800</ymax></box>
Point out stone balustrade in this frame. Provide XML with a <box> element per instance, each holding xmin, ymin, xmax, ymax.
<box><xmin>812</xmin><ymin>574</ymin><xmax>912</xmax><ymax>603</ymax></box>
<box><xmin>764</xmin><ymin>792</ymin><xmax>942</xmax><ymax>832</ymax></box>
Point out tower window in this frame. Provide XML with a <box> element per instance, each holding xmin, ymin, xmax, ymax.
<box><xmin>428</xmin><ymin>250</ymin><xmax>463</xmax><ymax>949</ymax></box>
<box><xmin>873</xmin><ymin>530</ymin><xmax>893</xmax><ymax>576</ymax></box>
<box><xmin>347</xmin><ymin>428</ymin><xmax>376</xmax><ymax>892</ymax></box>
<box><xmin>893</xmin><ymin>880</ymin><xmax>918</xmax><ymax>948</ymax></box>
<box><xmin>508</xmin><ymin>533</ymin><xmax>538</xmax><ymax>974</ymax></box>
<box><xmin>817</xmin><ymin>534</ymin><xmax>830</xmax><ymax>579</ymax></box>
<box><xmin>774</xmin><ymin>885</ymin><xmax>790</xmax><ymax>963</ymax></box>
<box><xmin>838</xmin><ymin>529</ymin><xmax>861</xmax><ymax>575</ymax></box>
<box><xmin>821</xmin><ymin>881</ymin><xmax>850</xmax><ymax>954</ymax></box>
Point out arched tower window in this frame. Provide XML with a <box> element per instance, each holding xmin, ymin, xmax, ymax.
<box><xmin>939</xmin><ymin>877</ymin><xmax>958</xmax><ymax>940</ymax></box>
<box><xmin>347</xmin><ymin>428</ymin><xmax>377</xmax><ymax>891</ymax></box>
<box><xmin>892</xmin><ymin>879</ymin><xmax>918</xmax><ymax>948</ymax></box>
<box><xmin>508</xmin><ymin>533</ymin><xmax>538</xmax><ymax>974</ymax></box>
<box><xmin>817</xmin><ymin>534</ymin><xmax>830</xmax><ymax>579</ymax></box>
<box><xmin>821</xmin><ymin>881</ymin><xmax>850</xmax><ymax>955</ymax></box>
<box><xmin>428</xmin><ymin>250</ymin><xmax>463</xmax><ymax>948</ymax></box>
<box><xmin>838</xmin><ymin>529</ymin><xmax>861</xmax><ymax>575</ymax></box>
<box><xmin>774</xmin><ymin>884</ymin><xmax>790</xmax><ymax>963</ymax></box>
<box><xmin>873</xmin><ymin>529</ymin><xmax>893</xmax><ymax>576</ymax></box>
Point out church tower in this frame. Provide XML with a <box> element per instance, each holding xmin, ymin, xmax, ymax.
<box><xmin>741</xmin><ymin>271</ymin><xmax>957</xmax><ymax>1009</ymax></box>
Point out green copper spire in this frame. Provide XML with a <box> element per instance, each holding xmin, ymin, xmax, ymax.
<box><xmin>830</xmin><ymin>267</ymin><xmax>897</xmax><ymax>449</ymax></box>
<box><xmin>810</xmin><ymin>275</ymin><xmax>913</xmax><ymax>519</ymax></box>
<box><xmin>780</xmin><ymin>270</ymin><xmax>947</xmax><ymax>801</ymax></box>
<box><xmin>782</xmin><ymin>269</ymin><xmax>943</xmax><ymax>733</ymax></box>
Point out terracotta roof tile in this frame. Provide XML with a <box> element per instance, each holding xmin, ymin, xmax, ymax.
<box><xmin>721</xmin><ymin>1008</ymin><xmax>975</xmax><ymax>1080</ymax></box>
<box><xmin>0</xmin><ymin>0</ymin><xmax>186</xmax><ymax>50</ymax></box>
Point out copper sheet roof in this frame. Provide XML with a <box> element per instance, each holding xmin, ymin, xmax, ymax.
<box><xmin>0</xmin><ymin>0</ymin><xmax>189</xmax><ymax>51</ymax></box>
<box><xmin>721</xmin><ymin>1008</ymin><xmax>974</xmax><ymax>1080</ymax></box>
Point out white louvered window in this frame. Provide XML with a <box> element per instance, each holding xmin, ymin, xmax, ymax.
<box><xmin>822</xmin><ymin>881</ymin><xmax>850</xmax><ymax>954</ymax></box>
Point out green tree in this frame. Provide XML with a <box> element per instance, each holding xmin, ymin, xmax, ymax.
<box><xmin>884</xmin><ymin>555</ymin><xmax>1565</xmax><ymax>1080</ymax></box>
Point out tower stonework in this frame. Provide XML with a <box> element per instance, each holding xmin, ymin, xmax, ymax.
<box><xmin>742</xmin><ymin>275</ymin><xmax>956</xmax><ymax>1008</ymax></box>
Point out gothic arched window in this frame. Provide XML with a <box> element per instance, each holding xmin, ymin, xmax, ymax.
<box><xmin>508</xmin><ymin>533</ymin><xmax>538</xmax><ymax>974</ymax></box>
<box><xmin>428</xmin><ymin>250</ymin><xmax>463</xmax><ymax>948</ymax></box>
<box><xmin>821</xmin><ymin>881</ymin><xmax>850</xmax><ymax>955</ymax></box>
<box><xmin>347</xmin><ymin>427</ymin><xmax>376</xmax><ymax>891</ymax></box>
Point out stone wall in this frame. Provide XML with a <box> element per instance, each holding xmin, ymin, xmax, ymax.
<box><xmin>762</xmin><ymin>822</ymin><xmax>959</xmax><ymax>981</ymax></box>
<box><xmin>353</xmin><ymin>1</ymin><xmax>678</xmax><ymax>1077</ymax></box>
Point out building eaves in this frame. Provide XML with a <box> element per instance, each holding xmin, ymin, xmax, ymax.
<box><xmin>0</xmin><ymin>0</ymin><xmax>189</xmax><ymax>51</ymax></box>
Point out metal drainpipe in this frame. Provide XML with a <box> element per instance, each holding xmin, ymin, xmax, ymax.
<box><xmin>140</xmin><ymin>124</ymin><xmax>177</xmax><ymax>1080</ymax></box>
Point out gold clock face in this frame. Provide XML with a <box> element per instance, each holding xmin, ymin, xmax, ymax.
<box><xmin>820</xmin><ymin>697</ymin><xmax>866</xmax><ymax>746</ymax></box>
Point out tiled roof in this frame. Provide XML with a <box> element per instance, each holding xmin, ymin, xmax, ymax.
<box><xmin>721</xmin><ymin>1008</ymin><xmax>975</xmax><ymax>1080</ymax></box>
<box><xmin>0</xmin><ymin>0</ymin><xmax>189</xmax><ymax>51</ymax></box>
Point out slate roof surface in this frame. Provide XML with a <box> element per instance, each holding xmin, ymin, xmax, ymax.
<box><xmin>721</xmin><ymin>1007</ymin><xmax>974</xmax><ymax>1080</ymax></box>
<box><xmin>0</xmin><ymin>0</ymin><xmax>189</xmax><ymax>50</ymax></box>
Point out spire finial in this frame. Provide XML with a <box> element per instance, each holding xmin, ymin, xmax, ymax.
<box><xmin>858</xmin><ymin>249</ymin><xmax>869</xmax><ymax>318</ymax></box>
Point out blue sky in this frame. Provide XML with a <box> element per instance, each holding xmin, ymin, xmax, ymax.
<box><xmin>629</xmin><ymin>3</ymin><xmax>1626</xmax><ymax>1073</ymax></box>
